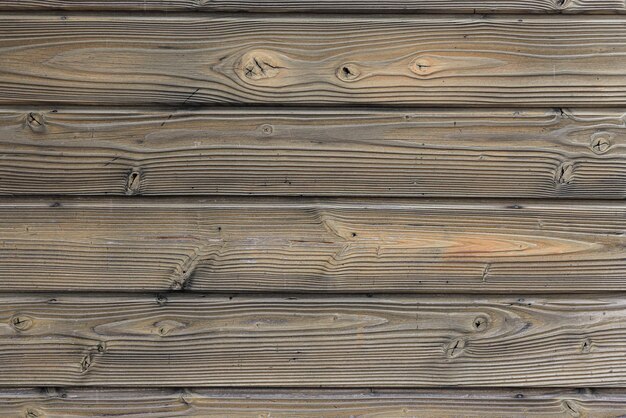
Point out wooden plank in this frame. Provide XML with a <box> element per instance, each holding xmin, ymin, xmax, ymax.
<box><xmin>0</xmin><ymin>197</ymin><xmax>624</xmax><ymax>293</ymax></box>
<box><xmin>1</xmin><ymin>0</ymin><xmax>624</xmax><ymax>13</ymax></box>
<box><xmin>3</xmin><ymin>388</ymin><xmax>626</xmax><ymax>417</ymax></box>
<box><xmin>2</xmin><ymin>15</ymin><xmax>626</xmax><ymax>107</ymax></box>
<box><xmin>1</xmin><ymin>293</ymin><xmax>626</xmax><ymax>386</ymax></box>
<box><xmin>2</xmin><ymin>107</ymin><xmax>626</xmax><ymax>198</ymax></box>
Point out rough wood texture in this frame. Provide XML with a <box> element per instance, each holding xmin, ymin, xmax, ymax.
<box><xmin>2</xmin><ymin>107</ymin><xmax>626</xmax><ymax>198</ymax></box>
<box><xmin>0</xmin><ymin>197</ymin><xmax>624</xmax><ymax>293</ymax></box>
<box><xmin>2</xmin><ymin>388</ymin><xmax>626</xmax><ymax>417</ymax></box>
<box><xmin>1</xmin><ymin>293</ymin><xmax>626</xmax><ymax>387</ymax></box>
<box><xmin>3</xmin><ymin>15</ymin><xmax>626</xmax><ymax>106</ymax></box>
<box><xmin>1</xmin><ymin>0</ymin><xmax>624</xmax><ymax>13</ymax></box>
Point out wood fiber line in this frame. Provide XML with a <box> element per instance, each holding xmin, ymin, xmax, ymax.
<box><xmin>2</xmin><ymin>388</ymin><xmax>626</xmax><ymax>417</ymax></box>
<box><xmin>1</xmin><ymin>293</ymin><xmax>626</xmax><ymax>387</ymax></box>
<box><xmin>2</xmin><ymin>15</ymin><xmax>626</xmax><ymax>106</ymax></box>
<box><xmin>1</xmin><ymin>0</ymin><xmax>624</xmax><ymax>13</ymax></box>
<box><xmin>0</xmin><ymin>197</ymin><xmax>624</xmax><ymax>293</ymax></box>
<box><xmin>2</xmin><ymin>107</ymin><xmax>626</xmax><ymax>198</ymax></box>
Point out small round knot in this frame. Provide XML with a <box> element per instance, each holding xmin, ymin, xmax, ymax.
<box><xmin>555</xmin><ymin>161</ymin><xmax>574</xmax><ymax>185</ymax></box>
<box><xmin>472</xmin><ymin>315</ymin><xmax>488</xmax><ymax>331</ymax></box>
<box><xmin>590</xmin><ymin>132</ymin><xmax>612</xmax><ymax>154</ymax></box>
<box><xmin>154</xmin><ymin>320</ymin><xmax>186</xmax><ymax>336</ymax></box>
<box><xmin>580</xmin><ymin>338</ymin><xmax>592</xmax><ymax>353</ymax></box>
<box><xmin>25</xmin><ymin>408</ymin><xmax>42</xmax><ymax>418</ymax></box>
<box><xmin>409</xmin><ymin>56</ymin><xmax>436</xmax><ymax>77</ymax></box>
<box><xmin>236</xmin><ymin>50</ymin><xmax>282</xmax><ymax>82</ymax></box>
<box><xmin>156</xmin><ymin>294</ymin><xmax>168</xmax><ymax>306</ymax></box>
<box><xmin>26</xmin><ymin>112</ymin><xmax>46</xmax><ymax>133</ymax></box>
<box><xmin>336</xmin><ymin>63</ymin><xmax>361</xmax><ymax>82</ymax></box>
<box><xmin>10</xmin><ymin>315</ymin><xmax>33</xmax><ymax>331</ymax></box>
<box><xmin>170</xmin><ymin>280</ymin><xmax>184</xmax><ymax>291</ymax></box>
<box><xmin>445</xmin><ymin>338</ymin><xmax>466</xmax><ymax>358</ymax></box>
<box><xmin>563</xmin><ymin>400</ymin><xmax>581</xmax><ymax>417</ymax></box>
<box><xmin>125</xmin><ymin>169</ymin><xmax>141</xmax><ymax>196</ymax></box>
<box><xmin>261</xmin><ymin>124</ymin><xmax>274</xmax><ymax>135</ymax></box>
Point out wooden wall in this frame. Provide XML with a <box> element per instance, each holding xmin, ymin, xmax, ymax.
<box><xmin>0</xmin><ymin>1</ymin><xmax>626</xmax><ymax>417</ymax></box>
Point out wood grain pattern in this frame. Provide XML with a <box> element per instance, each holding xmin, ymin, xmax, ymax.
<box><xmin>3</xmin><ymin>388</ymin><xmax>626</xmax><ymax>417</ymax></box>
<box><xmin>1</xmin><ymin>0</ymin><xmax>624</xmax><ymax>13</ymax></box>
<box><xmin>2</xmin><ymin>107</ymin><xmax>626</xmax><ymax>198</ymax></box>
<box><xmin>3</xmin><ymin>15</ymin><xmax>626</xmax><ymax>106</ymax></box>
<box><xmin>0</xmin><ymin>197</ymin><xmax>624</xmax><ymax>293</ymax></box>
<box><xmin>1</xmin><ymin>293</ymin><xmax>626</xmax><ymax>387</ymax></box>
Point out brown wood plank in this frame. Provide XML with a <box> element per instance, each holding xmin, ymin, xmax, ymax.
<box><xmin>1</xmin><ymin>293</ymin><xmax>626</xmax><ymax>386</ymax></box>
<box><xmin>3</xmin><ymin>388</ymin><xmax>626</xmax><ymax>417</ymax></box>
<box><xmin>3</xmin><ymin>107</ymin><xmax>626</xmax><ymax>198</ymax></box>
<box><xmin>0</xmin><ymin>0</ymin><xmax>624</xmax><ymax>13</ymax></box>
<box><xmin>2</xmin><ymin>15</ymin><xmax>626</xmax><ymax>106</ymax></box>
<box><xmin>0</xmin><ymin>197</ymin><xmax>624</xmax><ymax>293</ymax></box>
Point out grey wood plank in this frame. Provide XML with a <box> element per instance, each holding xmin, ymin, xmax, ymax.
<box><xmin>0</xmin><ymin>0</ymin><xmax>623</xmax><ymax>13</ymax></box>
<box><xmin>0</xmin><ymin>197</ymin><xmax>624</xmax><ymax>293</ymax></box>
<box><xmin>2</xmin><ymin>107</ymin><xmax>625</xmax><ymax>198</ymax></box>
<box><xmin>2</xmin><ymin>388</ymin><xmax>626</xmax><ymax>417</ymax></box>
<box><xmin>2</xmin><ymin>15</ymin><xmax>626</xmax><ymax>106</ymax></box>
<box><xmin>1</xmin><ymin>293</ymin><xmax>626</xmax><ymax>387</ymax></box>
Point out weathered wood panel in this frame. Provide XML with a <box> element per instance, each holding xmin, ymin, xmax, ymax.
<box><xmin>2</xmin><ymin>15</ymin><xmax>626</xmax><ymax>106</ymax></box>
<box><xmin>2</xmin><ymin>107</ymin><xmax>626</xmax><ymax>198</ymax></box>
<box><xmin>0</xmin><ymin>197</ymin><xmax>624</xmax><ymax>293</ymax></box>
<box><xmin>1</xmin><ymin>0</ymin><xmax>624</xmax><ymax>13</ymax></box>
<box><xmin>3</xmin><ymin>388</ymin><xmax>626</xmax><ymax>417</ymax></box>
<box><xmin>1</xmin><ymin>293</ymin><xmax>626</xmax><ymax>386</ymax></box>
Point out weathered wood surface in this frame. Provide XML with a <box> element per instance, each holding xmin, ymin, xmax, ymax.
<box><xmin>3</xmin><ymin>388</ymin><xmax>626</xmax><ymax>417</ymax></box>
<box><xmin>2</xmin><ymin>107</ymin><xmax>626</xmax><ymax>198</ymax></box>
<box><xmin>0</xmin><ymin>197</ymin><xmax>624</xmax><ymax>293</ymax></box>
<box><xmin>1</xmin><ymin>293</ymin><xmax>626</xmax><ymax>386</ymax></box>
<box><xmin>3</xmin><ymin>15</ymin><xmax>626</xmax><ymax>106</ymax></box>
<box><xmin>1</xmin><ymin>0</ymin><xmax>624</xmax><ymax>13</ymax></box>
